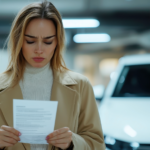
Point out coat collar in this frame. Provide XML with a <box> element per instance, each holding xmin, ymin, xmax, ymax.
<box><xmin>0</xmin><ymin>69</ymin><xmax>77</xmax><ymax>90</ymax></box>
<box><xmin>0</xmin><ymin>69</ymin><xmax>77</xmax><ymax>150</ymax></box>
<box><xmin>53</xmin><ymin>69</ymin><xmax>77</xmax><ymax>85</ymax></box>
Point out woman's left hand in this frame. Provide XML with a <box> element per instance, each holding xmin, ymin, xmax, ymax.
<box><xmin>46</xmin><ymin>127</ymin><xmax>72</xmax><ymax>149</ymax></box>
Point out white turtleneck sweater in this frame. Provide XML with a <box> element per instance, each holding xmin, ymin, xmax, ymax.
<box><xmin>19</xmin><ymin>62</ymin><xmax>53</xmax><ymax>150</ymax></box>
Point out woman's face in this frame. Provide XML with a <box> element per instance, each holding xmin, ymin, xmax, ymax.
<box><xmin>22</xmin><ymin>18</ymin><xmax>57</xmax><ymax>68</ymax></box>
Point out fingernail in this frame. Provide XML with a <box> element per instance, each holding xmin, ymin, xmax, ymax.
<box><xmin>46</xmin><ymin>136</ymin><xmax>49</xmax><ymax>140</ymax></box>
<box><xmin>19</xmin><ymin>132</ymin><xmax>21</xmax><ymax>136</ymax></box>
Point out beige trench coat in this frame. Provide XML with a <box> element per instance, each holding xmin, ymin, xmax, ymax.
<box><xmin>0</xmin><ymin>70</ymin><xmax>105</xmax><ymax>150</ymax></box>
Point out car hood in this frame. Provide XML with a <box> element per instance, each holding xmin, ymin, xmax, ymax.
<box><xmin>98</xmin><ymin>98</ymin><xmax>150</xmax><ymax>143</ymax></box>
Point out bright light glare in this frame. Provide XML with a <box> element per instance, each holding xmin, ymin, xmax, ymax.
<box><xmin>73</xmin><ymin>34</ymin><xmax>111</xmax><ymax>43</ymax></box>
<box><xmin>63</xmin><ymin>19</ymin><xmax>100</xmax><ymax>28</ymax></box>
<box><xmin>104</xmin><ymin>136</ymin><xmax>116</xmax><ymax>145</ymax></box>
<box><xmin>93</xmin><ymin>85</ymin><xmax>105</xmax><ymax>98</ymax></box>
<box><xmin>110</xmin><ymin>72</ymin><xmax>117</xmax><ymax>80</ymax></box>
<box><xmin>124</xmin><ymin>125</ymin><xmax>137</xmax><ymax>137</ymax></box>
<box><xmin>130</xmin><ymin>142</ymin><xmax>139</xmax><ymax>148</ymax></box>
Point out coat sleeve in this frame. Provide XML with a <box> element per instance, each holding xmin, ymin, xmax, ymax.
<box><xmin>0</xmin><ymin>106</ymin><xmax>7</xmax><ymax>150</ymax></box>
<box><xmin>71</xmin><ymin>78</ymin><xmax>106</xmax><ymax>150</ymax></box>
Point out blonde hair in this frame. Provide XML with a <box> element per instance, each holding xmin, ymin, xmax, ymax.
<box><xmin>2</xmin><ymin>1</ymin><xmax>68</xmax><ymax>88</ymax></box>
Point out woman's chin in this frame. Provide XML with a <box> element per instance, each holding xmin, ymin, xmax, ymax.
<box><xmin>29</xmin><ymin>62</ymin><xmax>45</xmax><ymax>68</ymax></box>
<box><xmin>34</xmin><ymin>64</ymin><xmax>44</xmax><ymax>68</ymax></box>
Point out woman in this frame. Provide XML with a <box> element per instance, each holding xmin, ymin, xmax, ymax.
<box><xmin>0</xmin><ymin>1</ymin><xmax>105</xmax><ymax>150</ymax></box>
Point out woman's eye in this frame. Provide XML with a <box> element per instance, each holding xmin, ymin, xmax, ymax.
<box><xmin>45</xmin><ymin>42</ymin><xmax>52</xmax><ymax>45</ymax></box>
<box><xmin>26</xmin><ymin>40</ymin><xmax>52</xmax><ymax>45</ymax></box>
<box><xmin>26</xmin><ymin>41</ymin><xmax>34</xmax><ymax>44</ymax></box>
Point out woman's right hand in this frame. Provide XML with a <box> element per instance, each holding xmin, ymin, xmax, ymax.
<box><xmin>0</xmin><ymin>125</ymin><xmax>21</xmax><ymax>148</ymax></box>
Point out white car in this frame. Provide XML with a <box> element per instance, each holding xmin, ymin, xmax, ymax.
<box><xmin>98</xmin><ymin>54</ymin><xmax>150</xmax><ymax>150</ymax></box>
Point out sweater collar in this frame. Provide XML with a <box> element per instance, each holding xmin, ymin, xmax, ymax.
<box><xmin>25</xmin><ymin>62</ymin><xmax>51</xmax><ymax>74</ymax></box>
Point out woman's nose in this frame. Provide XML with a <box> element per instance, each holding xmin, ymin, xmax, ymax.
<box><xmin>35</xmin><ymin>43</ymin><xmax>43</xmax><ymax>54</ymax></box>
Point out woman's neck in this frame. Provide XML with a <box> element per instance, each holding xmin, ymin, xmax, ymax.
<box><xmin>25</xmin><ymin>62</ymin><xmax>51</xmax><ymax>74</ymax></box>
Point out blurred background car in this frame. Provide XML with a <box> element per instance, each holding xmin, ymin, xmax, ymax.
<box><xmin>93</xmin><ymin>84</ymin><xmax>105</xmax><ymax>101</ymax></box>
<box><xmin>98</xmin><ymin>54</ymin><xmax>150</xmax><ymax>150</ymax></box>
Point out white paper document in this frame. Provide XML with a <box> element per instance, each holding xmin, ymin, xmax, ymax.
<box><xmin>13</xmin><ymin>99</ymin><xmax>58</xmax><ymax>144</ymax></box>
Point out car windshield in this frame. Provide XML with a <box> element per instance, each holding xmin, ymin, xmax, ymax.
<box><xmin>112</xmin><ymin>64</ymin><xmax>150</xmax><ymax>97</ymax></box>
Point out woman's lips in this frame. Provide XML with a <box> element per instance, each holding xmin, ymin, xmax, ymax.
<box><xmin>33</xmin><ymin>57</ymin><xmax>45</xmax><ymax>62</ymax></box>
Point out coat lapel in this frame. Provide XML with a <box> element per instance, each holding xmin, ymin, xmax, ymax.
<box><xmin>48</xmin><ymin>70</ymin><xmax>78</xmax><ymax>150</ymax></box>
<box><xmin>51</xmin><ymin>70</ymin><xmax>78</xmax><ymax>129</ymax></box>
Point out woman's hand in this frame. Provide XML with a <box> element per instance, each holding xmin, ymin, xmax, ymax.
<box><xmin>46</xmin><ymin>127</ymin><xmax>72</xmax><ymax>149</ymax></box>
<box><xmin>0</xmin><ymin>125</ymin><xmax>21</xmax><ymax>148</ymax></box>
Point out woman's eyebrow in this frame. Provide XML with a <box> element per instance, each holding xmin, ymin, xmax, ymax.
<box><xmin>24</xmin><ymin>34</ymin><xmax>56</xmax><ymax>39</ymax></box>
<box><xmin>44</xmin><ymin>35</ymin><xmax>56</xmax><ymax>39</ymax></box>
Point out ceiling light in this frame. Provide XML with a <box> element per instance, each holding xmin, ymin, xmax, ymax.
<box><xmin>73</xmin><ymin>33</ymin><xmax>111</xmax><ymax>43</ymax></box>
<box><xmin>62</xmin><ymin>19</ymin><xmax>100</xmax><ymax>28</ymax></box>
